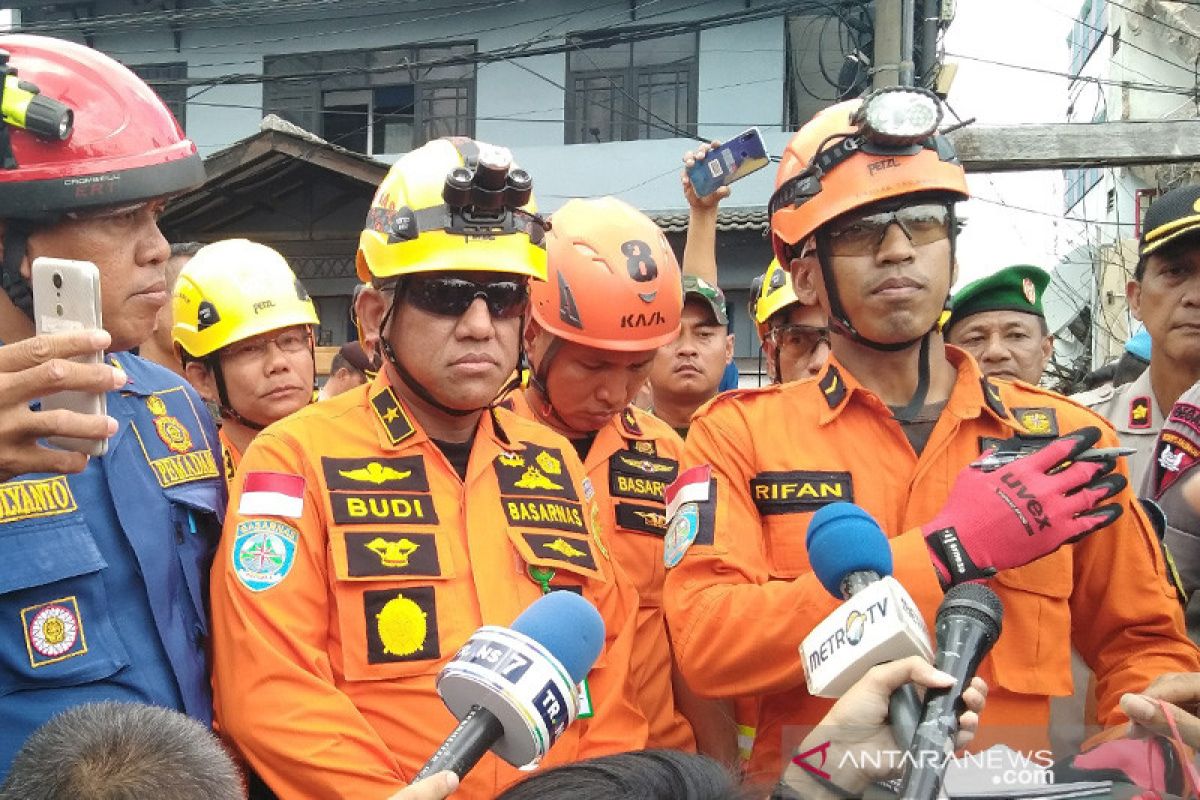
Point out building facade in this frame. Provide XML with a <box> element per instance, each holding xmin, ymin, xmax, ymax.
<box><xmin>1051</xmin><ymin>0</ymin><xmax>1200</xmax><ymax>378</ymax></box>
<box><xmin>5</xmin><ymin>0</ymin><xmax>893</xmax><ymax>378</ymax></box>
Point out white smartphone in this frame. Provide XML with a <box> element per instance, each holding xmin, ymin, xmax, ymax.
<box><xmin>31</xmin><ymin>256</ymin><xmax>108</xmax><ymax>458</ymax></box>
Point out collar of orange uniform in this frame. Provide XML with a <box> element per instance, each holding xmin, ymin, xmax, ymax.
<box><xmin>365</xmin><ymin>370</ymin><xmax>515</xmax><ymax>452</ymax></box>
<box><xmin>814</xmin><ymin>346</ymin><xmax>1016</xmax><ymax>429</ymax></box>
<box><xmin>944</xmin><ymin>344</ymin><xmax>1019</xmax><ymax>429</ymax></box>
<box><xmin>586</xmin><ymin>406</ymin><xmax>666</xmax><ymax>470</ymax></box>
<box><xmin>506</xmin><ymin>388</ymin><xmax>658</xmax><ymax>470</ymax></box>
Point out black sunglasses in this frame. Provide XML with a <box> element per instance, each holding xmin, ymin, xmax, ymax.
<box><xmin>404</xmin><ymin>276</ymin><xmax>529</xmax><ymax>319</ymax></box>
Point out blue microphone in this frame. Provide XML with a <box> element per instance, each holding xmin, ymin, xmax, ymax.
<box><xmin>802</xmin><ymin>503</ymin><xmax>930</xmax><ymax>746</ymax></box>
<box><xmin>807</xmin><ymin>502</ymin><xmax>895</xmax><ymax>599</ymax></box>
<box><xmin>416</xmin><ymin>591</ymin><xmax>605</xmax><ymax>781</ymax></box>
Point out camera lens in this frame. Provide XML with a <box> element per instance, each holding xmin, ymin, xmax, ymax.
<box><xmin>52</xmin><ymin>273</ymin><xmax>63</xmax><ymax>289</ymax></box>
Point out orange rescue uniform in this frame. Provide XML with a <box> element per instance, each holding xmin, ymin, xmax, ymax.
<box><xmin>507</xmin><ymin>391</ymin><xmax>696</xmax><ymax>750</ymax></box>
<box><xmin>210</xmin><ymin>375</ymin><xmax>648</xmax><ymax>799</ymax></box>
<box><xmin>663</xmin><ymin>348</ymin><xmax>1200</xmax><ymax>780</ymax></box>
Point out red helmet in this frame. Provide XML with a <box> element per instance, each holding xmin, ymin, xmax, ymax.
<box><xmin>0</xmin><ymin>34</ymin><xmax>204</xmax><ymax>220</ymax></box>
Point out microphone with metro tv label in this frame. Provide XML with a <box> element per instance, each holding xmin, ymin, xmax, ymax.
<box><xmin>413</xmin><ymin>590</ymin><xmax>604</xmax><ymax>782</ymax></box>
<box><xmin>801</xmin><ymin>503</ymin><xmax>933</xmax><ymax>746</ymax></box>
<box><xmin>897</xmin><ymin>582</ymin><xmax>1004</xmax><ymax>800</ymax></box>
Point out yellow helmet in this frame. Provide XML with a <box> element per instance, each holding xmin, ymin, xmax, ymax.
<box><xmin>172</xmin><ymin>239</ymin><xmax>319</xmax><ymax>359</ymax></box>
<box><xmin>753</xmin><ymin>258</ymin><xmax>800</xmax><ymax>342</ymax></box>
<box><xmin>356</xmin><ymin>137</ymin><xmax>548</xmax><ymax>283</ymax></box>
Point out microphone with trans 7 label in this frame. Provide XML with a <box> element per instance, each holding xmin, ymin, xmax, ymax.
<box><xmin>414</xmin><ymin>590</ymin><xmax>604</xmax><ymax>782</ymax></box>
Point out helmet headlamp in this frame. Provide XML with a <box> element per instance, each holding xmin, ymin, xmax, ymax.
<box><xmin>852</xmin><ymin>86</ymin><xmax>942</xmax><ymax>148</ymax></box>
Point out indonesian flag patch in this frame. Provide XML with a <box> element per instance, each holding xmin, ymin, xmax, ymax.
<box><xmin>238</xmin><ymin>471</ymin><xmax>306</xmax><ymax>519</ymax></box>
<box><xmin>665</xmin><ymin>465</ymin><xmax>712</xmax><ymax>520</ymax></box>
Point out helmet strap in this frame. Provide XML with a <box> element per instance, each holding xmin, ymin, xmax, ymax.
<box><xmin>2</xmin><ymin>222</ymin><xmax>34</xmax><ymax>318</ymax></box>
<box><xmin>206</xmin><ymin>355</ymin><xmax>266</xmax><ymax>432</ymax></box>
<box><xmin>892</xmin><ymin>332</ymin><xmax>934</xmax><ymax>423</ymax></box>
<box><xmin>526</xmin><ymin>336</ymin><xmax>577</xmax><ymax>431</ymax></box>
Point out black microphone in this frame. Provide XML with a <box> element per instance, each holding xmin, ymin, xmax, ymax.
<box><xmin>898</xmin><ymin>582</ymin><xmax>1003</xmax><ymax>800</ymax></box>
<box><xmin>414</xmin><ymin>591</ymin><xmax>604</xmax><ymax>782</ymax></box>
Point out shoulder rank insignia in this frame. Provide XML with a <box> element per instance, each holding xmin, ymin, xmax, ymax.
<box><xmin>1013</xmin><ymin>407</ymin><xmax>1058</xmax><ymax>437</ymax></box>
<box><xmin>980</xmin><ymin>378</ymin><xmax>1009</xmax><ymax>420</ymax></box>
<box><xmin>620</xmin><ymin>407</ymin><xmax>643</xmax><ymax>437</ymax></box>
<box><xmin>370</xmin><ymin>386</ymin><xmax>416</xmax><ymax>445</ymax></box>
<box><xmin>1130</xmin><ymin>396</ymin><xmax>1152</xmax><ymax>429</ymax></box>
<box><xmin>818</xmin><ymin>365</ymin><xmax>846</xmax><ymax>409</ymax></box>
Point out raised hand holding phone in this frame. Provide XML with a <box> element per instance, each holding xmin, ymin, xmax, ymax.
<box><xmin>30</xmin><ymin>257</ymin><xmax>115</xmax><ymax>458</ymax></box>
<box><xmin>684</xmin><ymin>128</ymin><xmax>770</xmax><ymax>200</ymax></box>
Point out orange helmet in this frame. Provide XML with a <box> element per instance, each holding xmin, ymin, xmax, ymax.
<box><xmin>768</xmin><ymin>89</ymin><xmax>968</xmax><ymax>265</ymax></box>
<box><xmin>767</xmin><ymin>88</ymin><xmax>967</xmax><ymax>355</ymax></box>
<box><xmin>532</xmin><ymin>197</ymin><xmax>682</xmax><ymax>351</ymax></box>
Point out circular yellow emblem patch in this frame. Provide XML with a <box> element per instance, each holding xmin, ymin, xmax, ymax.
<box><xmin>154</xmin><ymin>415</ymin><xmax>193</xmax><ymax>454</ymax></box>
<box><xmin>377</xmin><ymin>595</ymin><xmax>428</xmax><ymax>657</ymax></box>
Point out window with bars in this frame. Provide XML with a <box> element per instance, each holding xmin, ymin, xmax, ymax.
<box><xmin>565</xmin><ymin>29</ymin><xmax>697</xmax><ymax>144</ymax></box>
<box><xmin>262</xmin><ymin>43</ymin><xmax>475</xmax><ymax>156</ymax></box>
<box><xmin>129</xmin><ymin>62</ymin><xmax>188</xmax><ymax>129</ymax></box>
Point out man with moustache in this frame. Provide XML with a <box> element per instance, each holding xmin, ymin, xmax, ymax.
<box><xmin>209</xmin><ymin>138</ymin><xmax>646</xmax><ymax>799</ymax></box>
<box><xmin>944</xmin><ymin>265</ymin><xmax>1055</xmax><ymax>386</ymax></box>
<box><xmin>0</xmin><ymin>35</ymin><xmax>223</xmax><ymax>776</ymax></box>
<box><xmin>172</xmin><ymin>239</ymin><xmax>319</xmax><ymax>480</ymax></box>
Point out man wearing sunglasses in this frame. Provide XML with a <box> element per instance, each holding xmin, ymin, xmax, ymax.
<box><xmin>750</xmin><ymin>258</ymin><xmax>830</xmax><ymax>384</ymax></box>
<box><xmin>0</xmin><ymin>35</ymin><xmax>224</xmax><ymax>778</ymax></box>
<box><xmin>208</xmin><ymin>138</ymin><xmax>647</xmax><ymax>800</ymax></box>
<box><xmin>663</xmin><ymin>89</ymin><xmax>1200</xmax><ymax>782</ymax></box>
<box><xmin>172</xmin><ymin>239</ymin><xmax>319</xmax><ymax>481</ymax></box>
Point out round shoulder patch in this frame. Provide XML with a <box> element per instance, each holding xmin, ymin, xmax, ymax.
<box><xmin>663</xmin><ymin>503</ymin><xmax>700</xmax><ymax>568</ymax></box>
<box><xmin>233</xmin><ymin>519</ymin><xmax>300</xmax><ymax>592</ymax></box>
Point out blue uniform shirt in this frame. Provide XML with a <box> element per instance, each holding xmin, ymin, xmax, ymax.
<box><xmin>0</xmin><ymin>353</ymin><xmax>225</xmax><ymax>775</ymax></box>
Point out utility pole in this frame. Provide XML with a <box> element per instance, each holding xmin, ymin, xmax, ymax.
<box><xmin>873</xmin><ymin>0</ymin><xmax>902</xmax><ymax>88</ymax></box>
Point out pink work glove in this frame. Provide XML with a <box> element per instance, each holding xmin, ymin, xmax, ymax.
<box><xmin>923</xmin><ymin>426</ymin><xmax>1125</xmax><ymax>585</ymax></box>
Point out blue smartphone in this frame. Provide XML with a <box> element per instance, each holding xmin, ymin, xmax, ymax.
<box><xmin>686</xmin><ymin>127</ymin><xmax>770</xmax><ymax>198</ymax></box>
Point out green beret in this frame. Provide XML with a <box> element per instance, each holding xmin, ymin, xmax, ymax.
<box><xmin>945</xmin><ymin>265</ymin><xmax>1051</xmax><ymax>334</ymax></box>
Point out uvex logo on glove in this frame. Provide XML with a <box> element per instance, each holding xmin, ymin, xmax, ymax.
<box><xmin>923</xmin><ymin>427</ymin><xmax>1127</xmax><ymax>586</ymax></box>
<box><xmin>993</xmin><ymin>472</ymin><xmax>1052</xmax><ymax>534</ymax></box>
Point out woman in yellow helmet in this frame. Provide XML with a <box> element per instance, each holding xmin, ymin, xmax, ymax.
<box><xmin>172</xmin><ymin>238</ymin><xmax>318</xmax><ymax>479</ymax></box>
